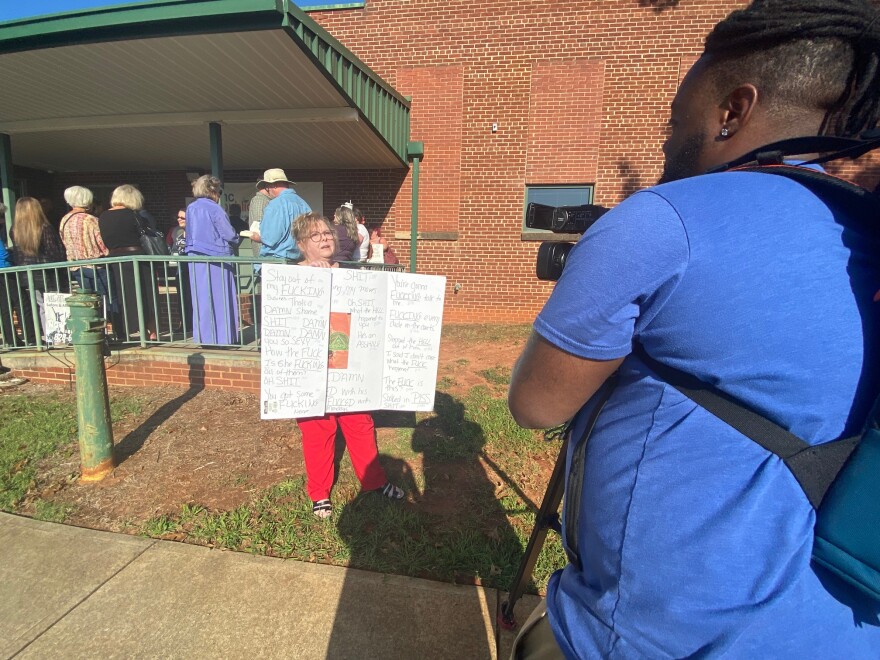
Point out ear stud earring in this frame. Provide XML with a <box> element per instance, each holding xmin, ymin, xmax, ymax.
<box><xmin>720</xmin><ymin>127</ymin><xmax>730</xmax><ymax>138</ymax></box>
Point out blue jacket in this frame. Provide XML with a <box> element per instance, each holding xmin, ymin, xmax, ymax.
<box><xmin>0</xmin><ymin>241</ymin><xmax>9</xmax><ymax>268</ymax></box>
<box><xmin>259</xmin><ymin>188</ymin><xmax>310</xmax><ymax>262</ymax></box>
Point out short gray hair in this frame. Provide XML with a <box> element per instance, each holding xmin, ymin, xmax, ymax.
<box><xmin>192</xmin><ymin>175</ymin><xmax>222</xmax><ymax>200</ymax></box>
<box><xmin>110</xmin><ymin>184</ymin><xmax>144</xmax><ymax>211</ymax></box>
<box><xmin>64</xmin><ymin>186</ymin><xmax>94</xmax><ymax>209</ymax></box>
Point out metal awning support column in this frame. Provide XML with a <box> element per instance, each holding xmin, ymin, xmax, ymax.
<box><xmin>0</xmin><ymin>133</ymin><xmax>15</xmax><ymax>246</ymax></box>
<box><xmin>407</xmin><ymin>141</ymin><xmax>424</xmax><ymax>274</ymax></box>
<box><xmin>209</xmin><ymin>122</ymin><xmax>224</xmax><ymax>181</ymax></box>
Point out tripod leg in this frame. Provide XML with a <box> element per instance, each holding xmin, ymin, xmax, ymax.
<box><xmin>499</xmin><ymin>433</ymin><xmax>569</xmax><ymax>630</ymax></box>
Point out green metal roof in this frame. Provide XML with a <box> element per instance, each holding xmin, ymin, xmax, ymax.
<box><xmin>0</xmin><ymin>0</ymin><xmax>410</xmax><ymax>170</ymax></box>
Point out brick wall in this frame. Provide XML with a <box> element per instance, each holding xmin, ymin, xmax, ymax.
<box><xmin>397</xmin><ymin>66</ymin><xmax>464</xmax><ymax>235</ymax></box>
<box><xmin>10</xmin><ymin>353</ymin><xmax>261</xmax><ymax>393</ymax></box>
<box><xmin>311</xmin><ymin>0</ymin><xmax>728</xmax><ymax>322</ymax></box>
<box><xmin>308</xmin><ymin>0</ymin><xmax>851</xmax><ymax>323</ymax></box>
<box><xmin>526</xmin><ymin>60</ymin><xmax>604</xmax><ymax>185</ymax></box>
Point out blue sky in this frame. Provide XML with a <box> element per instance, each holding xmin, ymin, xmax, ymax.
<box><xmin>0</xmin><ymin>0</ymin><xmax>349</xmax><ymax>23</ymax></box>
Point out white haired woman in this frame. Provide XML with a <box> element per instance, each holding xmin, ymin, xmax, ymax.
<box><xmin>184</xmin><ymin>175</ymin><xmax>241</xmax><ymax>345</ymax></box>
<box><xmin>98</xmin><ymin>184</ymin><xmax>158</xmax><ymax>340</ymax></box>
<box><xmin>291</xmin><ymin>212</ymin><xmax>404</xmax><ymax>518</ymax></box>
<box><xmin>59</xmin><ymin>186</ymin><xmax>113</xmax><ymax>312</ymax></box>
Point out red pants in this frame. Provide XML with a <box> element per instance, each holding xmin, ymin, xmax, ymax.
<box><xmin>297</xmin><ymin>412</ymin><xmax>387</xmax><ymax>501</ymax></box>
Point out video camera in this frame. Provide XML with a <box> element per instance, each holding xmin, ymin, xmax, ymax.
<box><xmin>526</xmin><ymin>203</ymin><xmax>609</xmax><ymax>281</ymax></box>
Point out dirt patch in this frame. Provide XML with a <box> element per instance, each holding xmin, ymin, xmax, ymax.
<box><xmin>20</xmin><ymin>385</ymin><xmax>303</xmax><ymax>531</ymax></box>
<box><xmin>13</xmin><ymin>325</ymin><xmax>538</xmax><ymax>533</ymax></box>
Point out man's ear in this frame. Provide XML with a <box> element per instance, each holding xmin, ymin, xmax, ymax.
<box><xmin>719</xmin><ymin>83</ymin><xmax>759</xmax><ymax>138</ymax></box>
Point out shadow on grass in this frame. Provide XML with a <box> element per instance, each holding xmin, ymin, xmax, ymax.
<box><xmin>327</xmin><ymin>391</ymin><xmax>527</xmax><ymax>658</ymax></box>
<box><xmin>371</xmin><ymin>409</ymin><xmax>416</xmax><ymax>428</ymax></box>
<box><xmin>114</xmin><ymin>354</ymin><xmax>205</xmax><ymax>464</ymax></box>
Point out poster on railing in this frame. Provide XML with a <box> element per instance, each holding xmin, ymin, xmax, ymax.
<box><xmin>259</xmin><ymin>264</ymin><xmax>332</xmax><ymax>419</ymax></box>
<box><xmin>38</xmin><ymin>292</ymin><xmax>72</xmax><ymax>347</ymax></box>
<box><xmin>381</xmin><ymin>272</ymin><xmax>446</xmax><ymax>411</ymax></box>
<box><xmin>260</xmin><ymin>266</ymin><xmax>446</xmax><ymax>418</ymax></box>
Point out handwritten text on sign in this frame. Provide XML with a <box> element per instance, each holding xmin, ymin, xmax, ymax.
<box><xmin>260</xmin><ymin>264</ymin><xmax>331</xmax><ymax>419</ymax></box>
<box><xmin>381</xmin><ymin>273</ymin><xmax>446</xmax><ymax>411</ymax></box>
<box><xmin>326</xmin><ymin>268</ymin><xmax>387</xmax><ymax>413</ymax></box>
<box><xmin>260</xmin><ymin>266</ymin><xmax>446</xmax><ymax>418</ymax></box>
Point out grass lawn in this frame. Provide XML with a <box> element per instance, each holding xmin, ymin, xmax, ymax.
<box><xmin>0</xmin><ymin>324</ymin><xmax>567</xmax><ymax>594</ymax></box>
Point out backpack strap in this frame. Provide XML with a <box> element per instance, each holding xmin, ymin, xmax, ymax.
<box><xmin>632</xmin><ymin>344</ymin><xmax>859</xmax><ymax>509</ymax></box>
<box><xmin>730</xmin><ymin>163</ymin><xmax>880</xmax><ymax>219</ymax></box>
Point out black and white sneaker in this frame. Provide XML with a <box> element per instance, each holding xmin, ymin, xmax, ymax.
<box><xmin>312</xmin><ymin>499</ymin><xmax>332</xmax><ymax>519</ymax></box>
<box><xmin>379</xmin><ymin>483</ymin><xmax>404</xmax><ymax>500</ymax></box>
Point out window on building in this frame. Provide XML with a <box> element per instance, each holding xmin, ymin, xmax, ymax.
<box><xmin>523</xmin><ymin>184</ymin><xmax>594</xmax><ymax>234</ymax></box>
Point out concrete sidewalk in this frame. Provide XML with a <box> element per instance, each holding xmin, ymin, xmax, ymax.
<box><xmin>0</xmin><ymin>513</ymin><xmax>540</xmax><ymax>659</ymax></box>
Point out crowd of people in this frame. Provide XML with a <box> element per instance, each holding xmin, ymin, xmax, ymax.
<box><xmin>0</xmin><ymin>167</ymin><xmax>400</xmax><ymax>348</ymax></box>
<box><xmin>0</xmin><ymin>170</ymin><xmax>406</xmax><ymax>526</ymax></box>
<box><xmin>1</xmin><ymin>181</ymin><xmax>406</xmax><ymax>533</ymax></box>
<box><xmin>0</xmin><ymin>171</ymin><xmax>407</xmax><ymax>521</ymax></box>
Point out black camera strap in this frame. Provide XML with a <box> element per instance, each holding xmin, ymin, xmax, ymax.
<box><xmin>706</xmin><ymin>129</ymin><xmax>880</xmax><ymax>173</ymax></box>
<box><xmin>632</xmin><ymin>343</ymin><xmax>861</xmax><ymax>509</ymax></box>
<box><xmin>563</xmin><ymin>372</ymin><xmax>618</xmax><ymax>571</ymax></box>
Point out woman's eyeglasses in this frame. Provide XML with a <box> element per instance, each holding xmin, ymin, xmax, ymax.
<box><xmin>308</xmin><ymin>230</ymin><xmax>335</xmax><ymax>243</ymax></box>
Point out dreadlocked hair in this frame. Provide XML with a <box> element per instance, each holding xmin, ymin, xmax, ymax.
<box><xmin>703</xmin><ymin>0</ymin><xmax>880</xmax><ymax>137</ymax></box>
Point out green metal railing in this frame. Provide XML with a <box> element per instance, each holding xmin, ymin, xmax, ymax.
<box><xmin>0</xmin><ymin>255</ymin><xmax>404</xmax><ymax>352</ymax></box>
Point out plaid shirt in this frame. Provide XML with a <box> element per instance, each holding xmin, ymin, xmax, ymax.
<box><xmin>248</xmin><ymin>192</ymin><xmax>270</xmax><ymax>230</ymax></box>
<box><xmin>60</xmin><ymin>210</ymin><xmax>108</xmax><ymax>263</ymax></box>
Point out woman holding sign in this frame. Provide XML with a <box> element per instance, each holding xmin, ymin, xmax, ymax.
<box><xmin>293</xmin><ymin>212</ymin><xmax>404</xmax><ymax>519</ymax></box>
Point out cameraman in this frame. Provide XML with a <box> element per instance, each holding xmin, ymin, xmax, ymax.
<box><xmin>508</xmin><ymin>1</ymin><xmax>880</xmax><ymax>657</ymax></box>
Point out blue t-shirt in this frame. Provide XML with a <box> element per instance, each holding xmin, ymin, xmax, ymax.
<box><xmin>258</xmin><ymin>188</ymin><xmax>310</xmax><ymax>262</ymax></box>
<box><xmin>0</xmin><ymin>241</ymin><xmax>9</xmax><ymax>268</ymax></box>
<box><xmin>535</xmin><ymin>170</ymin><xmax>880</xmax><ymax>658</ymax></box>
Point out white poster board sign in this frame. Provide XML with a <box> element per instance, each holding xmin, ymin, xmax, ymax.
<box><xmin>260</xmin><ymin>267</ymin><xmax>446</xmax><ymax>418</ymax></box>
<box><xmin>381</xmin><ymin>272</ymin><xmax>446</xmax><ymax>411</ymax></box>
<box><xmin>38</xmin><ymin>292</ymin><xmax>72</xmax><ymax>347</ymax></box>
<box><xmin>260</xmin><ymin>265</ymin><xmax>332</xmax><ymax>419</ymax></box>
<box><xmin>326</xmin><ymin>268</ymin><xmax>387</xmax><ymax>412</ymax></box>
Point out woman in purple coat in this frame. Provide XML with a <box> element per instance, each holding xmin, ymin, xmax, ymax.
<box><xmin>184</xmin><ymin>175</ymin><xmax>241</xmax><ymax>345</ymax></box>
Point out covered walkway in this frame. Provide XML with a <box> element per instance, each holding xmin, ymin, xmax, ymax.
<box><xmin>0</xmin><ymin>0</ymin><xmax>419</xmax><ymax>245</ymax></box>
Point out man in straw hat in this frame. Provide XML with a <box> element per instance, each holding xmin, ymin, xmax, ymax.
<box><xmin>256</xmin><ymin>168</ymin><xmax>310</xmax><ymax>262</ymax></box>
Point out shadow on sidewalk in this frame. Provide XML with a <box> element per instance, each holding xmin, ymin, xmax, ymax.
<box><xmin>114</xmin><ymin>354</ymin><xmax>206</xmax><ymax>464</ymax></box>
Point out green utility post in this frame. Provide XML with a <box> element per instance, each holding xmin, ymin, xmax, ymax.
<box><xmin>67</xmin><ymin>292</ymin><xmax>114</xmax><ymax>482</ymax></box>
<box><xmin>0</xmin><ymin>133</ymin><xmax>16</xmax><ymax>248</ymax></box>
<box><xmin>407</xmin><ymin>141</ymin><xmax>424</xmax><ymax>274</ymax></box>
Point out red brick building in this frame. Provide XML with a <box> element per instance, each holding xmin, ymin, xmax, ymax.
<box><xmin>6</xmin><ymin>0</ymin><xmax>880</xmax><ymax>324</ymax></box>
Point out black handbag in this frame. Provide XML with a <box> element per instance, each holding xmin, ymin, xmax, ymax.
<box><xmin>133</xmin><ymin>211</ymin><xmax>169</xmax><ymax>256</ymax></box>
